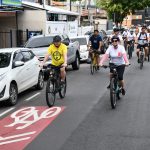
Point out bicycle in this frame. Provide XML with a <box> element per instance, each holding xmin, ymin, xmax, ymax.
<box><xmin>127</xmin><ymin>40</ymin><xmax>134</xmax><ymax>59</ymax></box>
<box><xmin>90</xmin><ymin>49</ymin><xmax>100</xmax><ymax>75</ymax></box>
<box><xmin>45</xmin><ymin>64</ymin><xmax>67</xmax><ymax>107</ymax></box>
<box><xmin>103</xmin><ymin>64</ymin><xmax>129</xmax><ymax>109</ymax></box>
<box><xmin>139</xmin><ymin>46</ymin><xmax>145</xmax><ymax>70</ymax></box>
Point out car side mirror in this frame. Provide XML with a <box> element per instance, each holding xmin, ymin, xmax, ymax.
<box><xmin>62</xmin><ymin>40</ymin><xmax>69</xmax><ymax>46</ymax></box>
<box><xmin>13</xmin><ymin>61</ymin><xmax>24</xmax><ymax>68</ymax></box>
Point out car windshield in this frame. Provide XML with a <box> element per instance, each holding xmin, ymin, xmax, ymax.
<box><xmin>25</xmin><ymin>36</ymin><xmax>54</xmax><ymax>48</ymax></box>
<box><xmin>0</xmin><ymin>52</ymin><xmax>11</xmax><ymax>68</ymax></box>
<box><xmin>71</xmin><ymin>38</ymin><xmax>87</xmax><ymax>45</ymax></box>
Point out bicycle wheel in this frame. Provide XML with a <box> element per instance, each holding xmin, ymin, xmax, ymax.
<box><xmin>59</xmin><ymin>77</ymin><xmax>67</xmax><ymax>98</ymax></box>
<box><xmin>128</xmin><ymin>46</ymin><xmax>132</xmax><ymax>59</ymax></box>
<box><xmin>90</xmin><ymin>62</ymin><xmax>94</xmax><ymax>75</ymax></box>
<box><xmin>110</xmin><ymin>78</ymin><xmax>117</xmax><ymax>109</ymax></box>
<box><xmin>148</xmin><ymin>50</ymin><xmax>150</xmax><ymax>62</ymax></box>
<box><xmin>140</xmin><ymin>54</ymin><xmax>144</xmax><ymax>70</ymax></box>
<box><xmin>46</xmin><ymin>78</ymin><xmax>56</xmax><ymax>107</ymax></box>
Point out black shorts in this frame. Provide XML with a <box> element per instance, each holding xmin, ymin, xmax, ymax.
<box><xmin>127</xmin><ymin>40</ymin><xmax>134</xmax><ymax>45</ymax></box>
<box><xmin>137</xmin><ymin>44</ymin><xmax>148</xmax><ymax>49</ymax></box>
<box><xmin>110</xmin><ymin>63</ymin><xmax>125</xmax><ymax>81</ymax></box>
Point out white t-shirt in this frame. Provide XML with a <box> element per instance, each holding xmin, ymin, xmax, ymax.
<box><xmin>122</xmin><ymin>31</ymin><xmax>128</xmax><ymax>37</ymax></box>
<box><xmin>127</xmin><ymin>32</ymin><xmax>136</xmax><ymax>41</ymax></box>
<box><xmin>106</xmin><ymin>45</ymin><xmax>126</xmax><ymax>66</ymax></box>
<box><xmin>137</xmin><ymin>32</ymin><xmax>148</xmax><ymax>45</ymax></box>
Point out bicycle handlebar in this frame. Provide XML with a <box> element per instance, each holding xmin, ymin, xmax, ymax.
<box><xmin>102</xmin><ymin>64</ymin><xmax>131</xmax><ymax>69</ymax></box>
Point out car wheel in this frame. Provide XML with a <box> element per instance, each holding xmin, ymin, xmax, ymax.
<box><xmin>36</xmin><ymin>72</ymin><xmax>44</xmax><ymax>90</ymax></box>
<box><xmin>7</xmin><ymin>83</ymin><xmax>18</xmax><ymax>106</ymax></box>
<box><xmin>72</xmin><ymin>53</ymin><xmax>80</xmax><ymax>70</ymax></box>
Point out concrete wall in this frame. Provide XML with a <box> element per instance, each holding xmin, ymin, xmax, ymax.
<box><xmin>17</xmin><ymin>10</ymin><xmax>46</xmax><ymax>32</ymax></box>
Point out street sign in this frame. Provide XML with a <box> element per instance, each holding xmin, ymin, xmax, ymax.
<box><xmin>0</xmin><ymin>106</ymin><xmax>65</xmax><ymax>150</ymax></box>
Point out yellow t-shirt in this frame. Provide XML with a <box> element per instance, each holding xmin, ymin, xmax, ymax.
<box><xmin>48</xmin><ymin>43</ymin><xmax>67</xmax><ymax>66</ymax></box>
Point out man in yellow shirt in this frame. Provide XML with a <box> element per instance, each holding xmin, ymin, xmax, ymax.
<box><xmin>42</xmin><ymin>35</ymin><xmax>67</xmax><ymax>82</ymax></box>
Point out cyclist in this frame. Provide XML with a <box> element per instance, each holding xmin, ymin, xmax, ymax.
<box><xmin>136</xmin><ymin>26</ymin><xmax>149</xmax><ymax>62</ymax></box>
<box><xmin>122</xmin><ymin>29</ymin><xmax>129</xmax><ymax>50</ymax></box>
<box><xmin>100</xmin><ymin>36</ymin><xmax>130</xmax><ymax>95</ymax></box>
<box><xmin>88</xmin><ymin>29</ymin><xmax>102</xmax><ymax>69</ymax></box>
<box><xmin>41</xmin><ymin>35</ymin><xmax>67</xmax><ymax>83</ymax></box>
<box><xmin>127</xmin><ymin>29</ymin><xmax>135</xmax><ymax>52</ymax></box>
<box><xmin>112</xmin><ymin>28</ymin><xmax>124</xmax><ymax>46</ymax></box>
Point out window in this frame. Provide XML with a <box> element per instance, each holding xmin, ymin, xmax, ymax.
<box><xmin>22</xmin><ymin>51</ymin><xmax>32</xmax><ymax>62</ymax></box>
<box><xmin>25</xmin><ymin>36</ymin><xmax>54</xmax><ymax>48</ymax></box>
<box><xmin>0</xmin><ymin>52</ymin><xmax>11</xmax><ymax>68</ymax></box>
<box><xmin>13</xmin><ymin>52</ymin><xmax>24</xmax><ymax>62</ymax></box>
<box><xmin>71</xmin><ymin>38</ymin><xmax>87</xmax><ymax>45</ymax></box>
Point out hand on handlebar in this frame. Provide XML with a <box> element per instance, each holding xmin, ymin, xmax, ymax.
<box><xmin>62</xmin><ymin>63</ymin><xmax>67</xmax><ymax>67</ymax></box>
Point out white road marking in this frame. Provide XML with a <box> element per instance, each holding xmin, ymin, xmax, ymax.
<box><xmin>0</xmin><ymin>107</ymin><xmax>15</xmax><ymax>117</ymax></box>
<box><xmin>0</xmin><ymin>137</ymin><xmax>31</xmax><ymax>145</ymax></box>
<box><xmin>0</xmin><ymin>131</ymin><xmax>36</xmax><ymax>141</ymax></box>
<box><xmin>25</xmin><ymin>93</ymin><xmax>40</xmax><ymax>101</ymax></box>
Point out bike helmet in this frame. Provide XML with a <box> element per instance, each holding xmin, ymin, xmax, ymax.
<box><xmin>113</xmin><ymin>28</ymin><xmax>120</xmax><ymax>32</ymax></box>
<box><xmin>53</xmin><ymin>35</ymin><xmax>61</xmax><ymax>42</ymax></box>
<box><xmin>111</xmin><ymin>35</ymin><xmax>120</xmax><ymax>42</ymax></box>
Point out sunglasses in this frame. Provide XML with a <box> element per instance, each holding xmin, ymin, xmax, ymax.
<box><xmin>112</xmin><ymin>40</ymin><xmax>118</xmax><ymax>43</ymax></box>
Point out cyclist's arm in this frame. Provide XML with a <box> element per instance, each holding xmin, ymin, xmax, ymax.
<box><xmin>123</xmin><ymin>53</ymin><xmax>129</xmax><ymax>64</ymax></box>
<box><xmin>42</xmin><ymin>46</ymin><xmax>51</xmax><ymax>66</ymax></box>
<box><xmin>42</xmin><ymin>53</ymin><xmax>50</xmax><ymax>66</ymax></box>
<box><xmin>62</xmin><ymin>46</ymin><xmax>67</xmax><ymax>67</ymax></box>
<box><xmin>100</xmin><ymin>53</ymin><xmax>109</xmax><ymax>65</ymax></box>
<box><xmin>99</xmin><ymin>41</ymin><xmax>102</xmax><ymax>51</ymax></box>
<box><xmin>63</xmin><ymin>53</ymin><xmax>67</xmax><ymax>66</ymax></box>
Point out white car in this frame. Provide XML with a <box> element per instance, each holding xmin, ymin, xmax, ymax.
<box><xmin>0</xmin><ymin>48</ymin><xmax>44</xmax><ymax>106</ymax></box>
<box><xmin>70</xmin><ymin>36</ymin><xmax>89</xmax><ymax>61</ymax></box>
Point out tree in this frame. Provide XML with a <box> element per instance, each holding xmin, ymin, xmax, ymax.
<box><xmin>97</xmin><ymin>0</ymin><xmax>150</xmax><ymax>26</ymax></box>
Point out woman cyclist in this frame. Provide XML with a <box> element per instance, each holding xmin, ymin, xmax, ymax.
<box><xmin>100</xmin><ymin>36</ymin><xmax>130</xmax><ymax>95</ymax></box>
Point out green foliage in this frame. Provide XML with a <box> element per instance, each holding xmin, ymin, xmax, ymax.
<box><xmin>97</xmin><ymin>0</ymin><xmax>150</xmax><ymax>24</ymax></box>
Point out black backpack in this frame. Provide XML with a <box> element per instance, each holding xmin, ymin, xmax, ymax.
<box><xmin>138</xmin><ymin>32</ymin><xmax>148</xmax><ymax>41</ymax></box>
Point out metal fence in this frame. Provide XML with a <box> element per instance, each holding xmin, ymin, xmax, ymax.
<box><xmin>0</xmin><ymin>29</ymin><xmax>43</xmax><ymax>48</ymax></box>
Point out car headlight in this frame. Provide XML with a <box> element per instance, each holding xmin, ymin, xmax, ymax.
<box><xmin>0</xmin><ymin>73</ymin><xmax>6</xmax><ymax>82</ymax></box>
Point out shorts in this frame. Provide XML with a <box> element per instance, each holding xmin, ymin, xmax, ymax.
<box><xmin>127</xmin><ymin>40</ymin><xmax>134</xmax><ymax>45</ymax></box>
<box><xmin>137</xmin><ymin>44</ymin><xmax>148</xmax><ymax>49</ymax></box>
<box><xmin>90</xmin><ymin>49</ymin><xmax>101</xmax><ymax>55</ymax></box>
<box><xmin>110</xmin><ymin>63</ymin><xmax>125</xmax><ymax>81</ymax></box>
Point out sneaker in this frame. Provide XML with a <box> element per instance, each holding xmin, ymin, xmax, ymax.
<box><xmin>137</xmin><ymin>58</ymin><xmax>140</xmax><ymax>63</ymax></box>
<box><xmin>122</xmin><ymin>88</ymin><xmax>126</xmax><ymax>95</ymax></box>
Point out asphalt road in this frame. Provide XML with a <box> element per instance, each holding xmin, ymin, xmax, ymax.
<box><xmin>1</xmin><ymin>53</ymin><xmax>150</xmax><ymax>150</ymax></box>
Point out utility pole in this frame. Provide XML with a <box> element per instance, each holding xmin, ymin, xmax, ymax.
<box><xmin>70</xmin><ymin>0</ymin><xmax>71</xmax><ymax>11</ymax></box>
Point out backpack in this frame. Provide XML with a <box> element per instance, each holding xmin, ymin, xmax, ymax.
<box><xmin>138</xmin><ymin>32</ymin><xmax>148</xmax><ymax>41</ymax></box>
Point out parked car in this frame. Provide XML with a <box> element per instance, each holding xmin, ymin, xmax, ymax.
<box><xmin>0</xmin><ymin>48</ymin><xmax>44</xmax><ymax>106</ymax></box>
<box><xmin>24</xmin><ymin>34</ymin><xmax>80</xmax><ymax>78</ymax></box>
<box><xmin>70</xmin><ymin>36</ymin><xmax>89</xmax><ymax>61</ymax></box>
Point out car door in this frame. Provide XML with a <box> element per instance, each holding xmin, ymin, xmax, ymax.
<box><xmin>21</xmin><ymin>51</ymin><xmax>39</xmax><ymax>89</ymax></box>
<box><xmin>12</xmin><ymin>51</ymin><xmax>29</xmax><ymax>92</ymax></box>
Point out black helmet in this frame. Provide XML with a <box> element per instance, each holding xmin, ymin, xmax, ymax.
<box><xmin>53</xmin><ymin>35</ymin><xmax>61</xmax><ymax>42</ymax></box>
<box><xmin>113</xmin><ymin>28</ymin><xmax>120</xmax><ymax>32</ymax></box>
<box><xmin>111</xmin><ymin>35</ymin><xmax>120</xmax><ymax>42</ymax></box>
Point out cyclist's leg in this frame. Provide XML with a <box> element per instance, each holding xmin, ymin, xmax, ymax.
<box><xmin>96</xmin><ymin>53</ymin><xmax>100</xmax><ymax>68</ymax></box>
<box><xmin>60</xmin><ymin>67</ymin><xmax>66</xmax><ymax>81</ymax></box>
<box><xmin>136</xmin><ymin>44</ymin><xmax>141</xmax><ymax>62</ymax></box>
<box><xmin>117</xmin><ymin>65</ymin><xmax>125</xmax><ymax>95</ymax></box>
<box><xmin>144</xmin><ymin>44</ymin><xmax>149</xmax><ymax>60</ymax></box>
